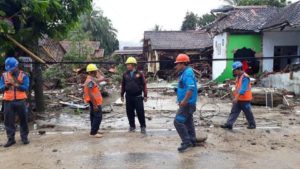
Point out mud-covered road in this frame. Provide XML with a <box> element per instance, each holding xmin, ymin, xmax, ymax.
<box><xmin>0</xmin><ymin>127</ymin><xmax>300</xmax><ymax>169</ymax></box>
<box><xmin>1</xmin><ymin>87</ymin><xmax>300</xmax><ymax>169</ymax></box>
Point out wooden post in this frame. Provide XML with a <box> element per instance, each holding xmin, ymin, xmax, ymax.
<box><xmin>5</xmin><ymin>35</ymin><xmax>46</xmax><ymax>64</ymax></box>
<box><xmin>33</xmin><ymin>63</ymin><xmax>45</xmax><ymax>113</ymax></box>
<box><xmin>6</xmin><ymin>35</ymin><xmax>47</xmax><ymax>116</ymax></box>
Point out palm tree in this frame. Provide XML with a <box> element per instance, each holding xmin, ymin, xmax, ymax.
<box><xmin>152</xmin><ymin>24</ymin><xmax>162</xmax><ymax>31</ymax></box>
<box><xmin>80</xmin><ymin>9</ymin><xmax>119</xmax><ymax>55</ymax></box>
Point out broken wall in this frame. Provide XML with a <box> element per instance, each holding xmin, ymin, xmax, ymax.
<box><xmin>213</xmin><ymin>33</ymin><xmax>262</xmax><ymax>82</ymax></box>
<box><xmin>261</xmin><ymin>71</ymin><xmax>300</xmax><ymax>95</ymax></box>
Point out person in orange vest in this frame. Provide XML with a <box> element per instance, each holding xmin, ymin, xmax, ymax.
<box><xmin>0</xmin><ymin>57</ymin><xmax>30</xmax><ymax>147</ymax></box>
<box><xmin>221</xmin><ymin>61</ymin><xmax>256</xmax><ymax>130</ymax></box>
<box><xmin>84</xmin><ymin>64</ymin><xmax>107</xmax><ymax>138</ymax></box>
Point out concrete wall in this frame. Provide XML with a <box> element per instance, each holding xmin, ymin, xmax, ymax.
<box><xmin>213</xmin><ymin>32</ymin><xmax>228</xmax><ymax>80</ymax></box>
<box><xmin>263</xmin><ymin>31</ymin><xmax>300</xmax><ymax>72</ymax></box>
<box><xmin>261</xmin><ymin>71</ymin><xmax>300</xmax><ymax>95</ymax></box>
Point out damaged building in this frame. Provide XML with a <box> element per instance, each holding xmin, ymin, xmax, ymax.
<box><xmin>143</xmin><ymin>31</ymin><xmax>213</xmax><ymax>79</ymax></box>
<box><xmin>206</xmin><ymin>6</ymin><xmax>279</xmax><ymax>82</ymax></box>
<box><xmin>260</xmin><ymin>1</ymin><xmax>300</xmax><ymax>94</ymax></box>
<box><xmin>261</xmin><ymin>1</ymin><xmax>300</xmax><ymax>72</ymax></box>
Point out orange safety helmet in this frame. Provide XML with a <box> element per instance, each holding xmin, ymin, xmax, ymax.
<box><xmin>175</xmin><ymin>54</ymin><xmax>190</xmax><ymax>63</ymax></box>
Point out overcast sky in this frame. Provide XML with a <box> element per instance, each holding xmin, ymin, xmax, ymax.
<box><xmin>95</xmin><ymin>0</ymin><xmax>299</xmax><ymax>49</ymax></box>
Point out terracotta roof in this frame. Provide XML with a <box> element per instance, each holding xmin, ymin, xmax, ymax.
<box><xmin>144</xmin><ymin>31</ymin><xmax>212</xmax><ymax>50</ymax></box>
<box><xmin>262</xmin><ymin>1</ymin><xmax>300</xmax><ymax>29</ymax></box>
<box><xmin>59</xmin><ymin>41</ymin><xmax>100</xmax><ymax>54</ymax></box>
<box><xmin>207</xmin><ymin>6</ymin><xmax>280</xmax><ymax>34</ymax></box>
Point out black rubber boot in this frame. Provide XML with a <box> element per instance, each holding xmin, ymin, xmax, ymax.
<box><xmin>177</xmin><ymin>143</ymin><xmax>193</xmax><ymax>152</ymax></box>
<box><xmin>3</xmin><ymin>139</ymin><xmax>16</xmax><ymax>148</ymax></box>
<box><xmin>220</xmin><ymin>124</ymin><xmax>233</xmax><ymax>130</ymax></box>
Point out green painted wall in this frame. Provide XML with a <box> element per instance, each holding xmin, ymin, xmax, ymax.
<box><xmin>215</xmin><ymin>34</ymin><xmax>262</xmax><ymax>82</ymax></box>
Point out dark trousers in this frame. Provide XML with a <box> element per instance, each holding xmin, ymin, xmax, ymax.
<box><xmin>174</xmin><ymin>104</ymin><xmax>196</xmax><ymax>145</ymax></box>
<box><xmin>226</xmin><ymin>101</ymin><xmax>256</xmax><ymax>127</ymax></box>
<box><xmin>4</xmin><ymin>100</ymin><xmax>29</xmax><ymax>141</ymax></box>
<box><xmin>89</xmin><ymin>103</ymin><xmax>102</xmax><ymax>135</ymax></box>
<box><xmin>125</xmin><ymin>95</ymin><xmax>146</xmax><ymax>128</ymax></box>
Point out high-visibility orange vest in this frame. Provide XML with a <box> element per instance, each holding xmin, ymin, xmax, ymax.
<box><xmin>234</xmin><ymin>73</ymin><xmax>252</xmax><ymax>101</ymax></box>
<box><xmin>3</xmin><ymin>71</ymin><xmax>27</xmax><ymax>101</ymax></box>
<box><xmin>83</xmin><ymin>75</ymin><xmax>103</xmax><ymax>106</ymax></box>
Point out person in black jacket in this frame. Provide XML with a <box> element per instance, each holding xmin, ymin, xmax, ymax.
<box><xmin>121</xmin><ymin>57</ymin><xmax>148</xmax><ymax>134</ymax></box>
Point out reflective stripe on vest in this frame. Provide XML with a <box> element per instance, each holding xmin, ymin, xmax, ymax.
<box><xmin>3</xmin><ymin>71</ymin><xmax>27</xmax><ymax>101</ymax></box>
<box><xmin>234</xmin><ymin>73</ymin><xmax>253</xmax><ymax>101</ymax></box>
<box><xmin>83</xmin><ymin>76</ymin><xmax>103</xmax><ymax>106</ymax></box>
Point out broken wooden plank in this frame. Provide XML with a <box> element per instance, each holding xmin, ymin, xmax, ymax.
<box><xmin>59</xmin><ymin>101</ymin><xmax>88</xmax><ymax>109</ymax></box>
<box><xmin>5</xmin><ymin>35</ymin><xmax>46</xmax><ymax>64</ymax></box>
<box><xmin>41</xmin><ymin>46</ymin><xmax>57</xmax><ymax>62</ymax></box>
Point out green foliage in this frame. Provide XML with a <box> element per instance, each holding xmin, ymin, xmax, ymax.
<box><xmin>198</xmin><ymin>14</ymin><xmax>216</xmax><ymax>28</ymax></box>
<box><xmin>152</xmin><ymin>24</ymin><xmax>163</xmax><ymax>31</ymax></box>
<box><xmin>0</xmin><ymin>0</ymin><xmax>92</xmax><ymax>54</ymax></box>
<box><xmin>224</xmin><ymin>0</ymin><xmax>291</xmax><ymax>7</ymax></box>
<box><xmin>181</xmin><ymin>12</ymin><xmax>216</xmax><ymax>30</ymax></box>
<box><xmin>111</xmin><ymin>64</ymin><xmax>126</xmax><ymax>83</ymax></box>
<box><xmin>43</xmin><ymin>65</ymin><xmax>69</xmax><ymax>87</ymax></box>
<box><xmin>181</xmin><ymin>12</ymin><xmax>198</xmax><ymax>31</ymax></box>
<box><xmin>79</xmin><ymin>9</ymin><xmax>119</xmax><ymax>56</ymax></box>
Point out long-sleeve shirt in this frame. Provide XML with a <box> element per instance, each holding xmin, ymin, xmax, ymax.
<box><xmin>0</xmin><ymin>71</ymin><xmax>29</xmax><ymax>92</ymax></box>
<box><xmin>121</xmin><ymin>70</ymin><xmax>147</xmax><ymax>97</ymax></box>
<box><xmin>239</xmin><ymin>77</ymin><xmax>250</xmax><ymax>95</ymax></box>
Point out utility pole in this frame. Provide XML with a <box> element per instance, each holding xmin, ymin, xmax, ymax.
<box><xmin>33</xmin><ymin>62</ymin><xmax>45</xmax><ymax>114</ymax></box>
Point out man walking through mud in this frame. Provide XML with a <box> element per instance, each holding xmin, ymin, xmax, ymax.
<box><xmin>121</xmin><ymin>56</ymin><xmax>148</xmax><ymax>134</ymax></box>
<box><xmin>1</xmin><ymin>57</ymin><xmax>30</xmax><ymax>148</ymax></box>
<box><xmin>174</xmin><ymin>54</ymin><xmax>198</xmax><ymax>152</ymax></box>
<box><xmin>221</xmin><ymin>61</ymin><xmax>256</xmax><ymax>130</ymax></box>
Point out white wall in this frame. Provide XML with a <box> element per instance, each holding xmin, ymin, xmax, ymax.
<box><xmin>263</xmin><ymin>31</ymin><xmax>300</xmax><ymax>71</ymax></box>
<box><xmin>213</xmin><ymin>32</ymin><xmax>228</xmax><ymax>80</ymax></box>
<box><xmin>261</xmin><ymin>71</ymin><xmax>300</xmax><ymax>95</ymax></box>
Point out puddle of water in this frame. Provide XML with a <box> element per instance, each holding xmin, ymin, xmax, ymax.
<box><xmin>82</xmin><ymin>151</ymin><xmax>236</xmax><ymax>169</ymax></box>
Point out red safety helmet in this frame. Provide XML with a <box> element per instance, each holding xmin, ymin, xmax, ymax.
<box><xmin>175</xmin><ymin>54</ymin><xmax>190</xmax><ymax>64</ymax></box>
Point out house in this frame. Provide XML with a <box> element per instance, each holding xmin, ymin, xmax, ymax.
<box><xmin>261</xmin><ymin>1</ymin><xmax>300</xmax><ymax>72</ymax></box>
<box><xmin>38</xmin><ymin>38</ymin><xmax>65</xmax><ymax>62</ymax></box>
<box><xmin>259</xmin><ymin>1</ymin><xmax>300</xmax><ymax>94</ymax></box>
<box><xmin>206</xmin><ymin>6</ymin><xmax>279</xmax><ymax>82</ymax></box>
<box><xmin>113</xmin><ymin>46</ymin><xmax>144</xmax><ymax>63</ymax></box>
<box><xmin>59</xmin><ymin>40</ymin><xmax>104</xmax><ymax>59</ymax></box>
<box><xmin>143</xmin><ymin>31</ymin><xmax>212</xmax><ymax>73</ymax></box>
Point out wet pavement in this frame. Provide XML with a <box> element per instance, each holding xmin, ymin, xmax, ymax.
<box><xmin>1</xmin><ymin>128</ymin><xmax>300</xmax><ymax>169</ymax></box>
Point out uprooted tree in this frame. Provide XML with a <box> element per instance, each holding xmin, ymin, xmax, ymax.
<box><xmin>0</xmin><ymin>0</ymin><xmax>92</xmax><ymax>113</ymax></box>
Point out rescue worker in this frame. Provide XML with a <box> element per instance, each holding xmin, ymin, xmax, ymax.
<box><xmin>84</xmin><ymin>64</ymin><xmax>105</xmax><ymax>138</ymax></box>
<box><xmin>121</xmin><ymin>57</ymin><xmax>147</xmax><ymax>134</ymax></box>
<box><xmin>174</xmin><ymin>54</ymin><xmax>198</xmax><ymax>152</ymax></box>
<box><xmin>0</xmin><ymin>57</ymin><xmax>30</xmax><ymax>147</ymax></box>
<box><xmin>221</xmin><ymin>61</ymin><xmax>256</xmax><ymax>130</ymax></box>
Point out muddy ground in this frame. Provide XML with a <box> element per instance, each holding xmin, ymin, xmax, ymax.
<box><xmin>0</xmin><ymin>86</ymin><xmax>300</xmax><ymax>169</ymax></box>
